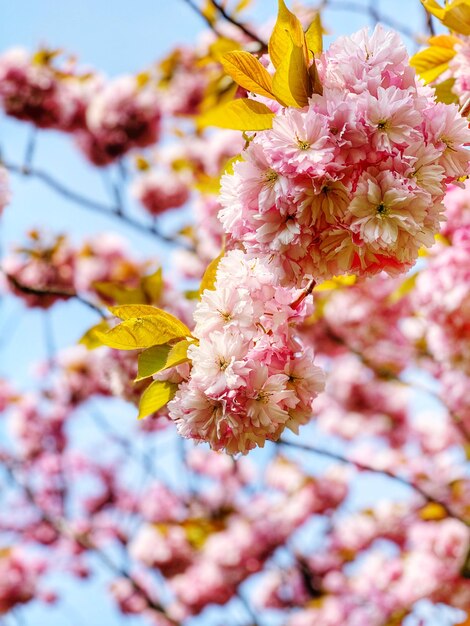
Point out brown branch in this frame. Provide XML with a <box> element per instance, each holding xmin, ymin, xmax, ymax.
<box><xmin>2</xmin><ymin>455</ymin><xmax>180</xmax><ymax>625</ymax></box>
<box><xmin>209</xmin><ymin>0</ymin><xmax>267</xmax><ymax>49</ymax></box>
<box><xmin>325</xmin><ymin>326</ymin><xmax>470</xmax><ymax>444</ymax></box>
<box><xmin>2</xmin><ymin>269</ymin><xmax>107</xmax><ymax>319</ymax></box>
<box><xmin>180</xmin><ymin>0</ymin><xmax>226</xmax><ymax>38</ymax></box>
<box><xmin>2</xmin><ymin>161</ymin><xmax>191</xmax><ymax>249</ymax></box>
<box><xmin>325</xmin><ymin>1</ymin><xmax>416</xmax><ymax>40</ymax></box>
<box><xmin>279</xmin><ymin>439</ymin><xmax>470</xmax><ymax>526</ymax></box>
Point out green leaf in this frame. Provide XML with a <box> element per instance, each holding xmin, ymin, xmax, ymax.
<box><xmin>136</xmin><ymin>344</ymin><xmax>172</xmax><ymax>381</ymax></box>
<box><xmin>138</xmin><ymin>380</ymin><xmax>178</xmax><ymax>420</ymax></box>
<box><xmin>99</xmin><ymin>312</ymin><xmax>191</xmax><ymax>350</ymax></box>
<box><xmin>93</xmin><ymin>281</ymin><xmax>145</xmax><ymax>304</ymax></box>
<box><xmin>197</xmin><ymin>98</ymin><xmax>275</xmax><ymax>131</ymax></box>
<box><xmin>135</xmin><ymin>340</ymin><xmax>192</xmax><ymax>382</ymax></box>
<box><xmin>221</xmin><ymin>51</ymin><xmax>276</xmax><ymax>100</ymax></box>
<box><xmin>79</xmin><ymin>320</ymin><xmax>111</xmax><ymax>349</ymax></box>
<box><xmin>200</xmin><ymin>250</ymin><xmax>224</xmax><ymax>295</ymax></box>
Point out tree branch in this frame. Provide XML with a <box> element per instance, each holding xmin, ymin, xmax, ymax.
<box><xmin>2</xmin><ymin>269</ymin><xmax>107</xmax><ymax>319</ymax></box>
<box><xmin>209</xmin><ymin>0</ymin><xmax>267</xmax><ymax>49</ymax></box>
<box><xmin>2</xmin><ymin>161</ymin><xmax>191</xmax><ymax>249</ymax></box>
<box><xmin>279</xmin><ymin>438</ymin><xmax>470</xmax><ymax>526</ymax></box>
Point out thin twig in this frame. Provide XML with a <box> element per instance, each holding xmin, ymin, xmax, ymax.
<box><xmin>2</xmin><ymin>456</ymin><xmax>179</xmax><ymax>625</ymax></box>
<box><xmin>325</xmin><ymin>1</ymin><xmax>416</xmax><ymax>40</ymax></box>
<box><xmin>279</xmin><ymin>438</ymin><xmax>470</xmax><ymax>526</ymax></box>
<box><xmin>210</xmin><ymin>0</ymin><xmax>267</xmax><ymax>49</ymax></box>
<box><xmin>2</xmin><ymin>270</ymin><xmax>107</xmax><ymax>319</ymax></box>
<box><xmin>2</xmin><ymin>161</ymin><xmax>190</xmax><ymax>248</ymax></box>
<box><xmin>180</xmin><ymin>0</ymin><xmax>226</xmax><ymax>38</ymax></box>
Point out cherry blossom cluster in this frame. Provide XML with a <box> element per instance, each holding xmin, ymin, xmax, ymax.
<box><xmin>450</xmin><ymin>37</ymin><xmax>470</xmax><ymax>107</ymax></box>
<box><xmin>413</xmin><ymin>182</ymin><xmax>470</xmax><ymax>375</ymax></box>
<box><xmin>168</xmin><ymin>249</ymin><xmax>325</xmax><ymax>454</ymax></box>
<box><xmin>220</xmin><ymin>26</ymin><xmax>470</xmax><ymax>286</ymax></box>
<box><xmin>0</xmin><ymin>48</ymin><xmax>161</xmax><ymax>166</ymax></box>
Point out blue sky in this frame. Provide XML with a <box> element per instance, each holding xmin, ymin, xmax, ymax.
<box><xmin>0</xmin><ymin>2</ymin><xmax>457</xmax><ymax>625</ymax></box>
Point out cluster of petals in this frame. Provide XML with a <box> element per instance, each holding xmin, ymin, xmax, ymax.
<box><xmin>75</xmin><ymin>75</ymin><xmax>161</xmax><ymax>166</ymax></box>
<box><xmin>0</xmin><ymin>47</ymin><xmax>97</xmax><ymax>131</ymax></box>
<box><xmin>168</xmin><ymin>249</ymin><xmax>325</xmax><ymax>454</ymax></box>
<box><xmin>0</xmin><ymin>549</ymin><xmax>45</xmax><ymax>613</ymax></box>
<box><xmin>220</xmin><ymin>26</ymin><xmax>470</xmax><ymax>286</ymax></box>
<box><xmin>413</xmin><ymin>235</ymin><xmax>470</xmax><ymax>374</ymax></box>
<box><xmin>0</xmin><ymin>48</ymin><xmax>161</xmax><ymax>166</ymax></box>
<box><xmin>449</xmin><ymin>36</ymin><xmax>470</xmax><ymax>107</ymax></box>
<box><xmin>131</xmin><ymin>168</ymin><xmax>190</xmax><ymax>215</ymax></box>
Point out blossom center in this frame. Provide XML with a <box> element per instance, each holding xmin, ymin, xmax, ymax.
<box><xmin>296</xmin><ymin>136</ymin><xmax>311</xmax><ymax>150</ymax></box>
<box><xmin>376</xmin><ymin>202</ymin><xmax>389</xmax><ymax>217</ymax></box>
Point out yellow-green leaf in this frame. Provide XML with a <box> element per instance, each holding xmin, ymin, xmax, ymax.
<box><xmin>136</xmin><ymin>344</ymin><xmax>172</xmax><ymax>381</ymax></box>
<box><xmin>272</xmin><ymin>35</ymin><xmax>312</xmax><ymax>107</ymax></box>
<box><xmin>422</xmin><ymin>0</ymin><xmax>470</xmax><ymax>36</ymax></box>
<box><xmin>305</xmin><ymin>12</ymin><xmax>323</xmax><ymax>56</ymax></box>
<box><xmin>165</xmin><ymin>339</ymin><xmax>192</xmax><ymax>369</ymax></box>
<box><xmin>141</xmin><ymin>268</ymin><xmax>163</xmax><ymax>304</ymax></box>
<box><xmin>269</xmin><ymin>0</ymin><xmax>307</xmax><ymax>69</ymax></box>
<box><xmin>200</xmin><ymin>250</ymin><xmax>224</xmax><ymax>295</ymax></box>
<box><xmin>136</xmin><ymin>340</ymin><xmax>192</xmax><ymax>382</ymax></box>
<box><xmin>138</xmin><ymin>380</ymin><xmax>178</xmax><ymax>419</ymax></box>
<box><xmin>197</xmin><ymin>98</ymin><xmax>275</xmax><ymax>130</ymax></box>
<box><xmin>434</xmin><ymin>77</ymin><xmax>459</xmax><ymax>104</ymax></box>
<box><xmin>93</xmin><ymin>281</ymin><xmax>145</xmax><ymax>305</ymax></box>
<box><xmin>221</xmin><ymin>51</ymin><xmax>276</xmax><ymax>100</ymax></box>
<box><xmin>99</xmin><ymin>312</ymin><xmax>190</xmax><ymax>350</ymax></box>
<box><xmin>387</xmin><ymin>273</ymin><xmax>418</xmax><ymax>304</ymax></box>
<box><xmin>79</xmin><ymin>320</ymin><xmax>111</xmax><ymax>350</ymax></box>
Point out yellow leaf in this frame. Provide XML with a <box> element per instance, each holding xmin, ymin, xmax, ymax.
<box><xmin>109</xmin><ymin>304</ymin><xmax>166</xmax><ymax>320</ymax></box>
<box><xmin>410</xmin><ymin>42</ymin><xmax>456</xmax><ymax>84</ymax></box>
<box><xmin>419</xmin><ymin>502</ymin><xmax>448</xmax><ymax>521</ymax></box>
<box><xmin>79</xmin><ymin>320</ymin><xmax>111</xmax><ymax>350</ymax></box>
<box><xmin>313</xmin><ymin>274</ymin><xmax>357</xmax><ymax>292</ymax></box>
<box><xmin>208</xmin><ymin>37</ymin><xmax>241</xmax><ymax>63</ymax></box>
<box><xmin>138</xmin><ymin>380</ymin><xmax>178</xmax><ymax>419</ymax></box>
<box><xmin>197</xmin><ymin>98</ymin><xmax>274</xmax><ymax>130</ymax></box>
<box><xmin>100</xmin><ymin>310</ymin><xmax>191</xmax><ymax>350</ymax></box>
<box><xmin>305</xmin><ymin>12</ymin><xmax>323</xmax><ymax>55</ymax></box>
<box><xmin>269</xmin><ymin>0</ymin><xmax>307</xmax><ymax>69</ymax></box>
<box><xmin>422</xmin><ymin>0</ymin><xmax>470</xmax><ymax>36</ymax></box>
<box><xmin>136</xmin><ymin>345</ymin><xmax>172</xmax><ymax>381</ymax></box>
<box><xmin>200</xmin><ymin>250</ymin><xmax>224</xmax><ymax>295</ymax></box>
<box><xmin>221</xmin><ymin>51</ymin><xmax>276</xmax><ymax>100</ymax></box>
<box><xmin>93</xmin><ymin>281</ymin><xmax>145</xmax><ymax>305</ymax></box>
<box><xmin>272</xmin><ymin>35</ymin><xmax>312</xmax><ymax>107</ymax></box>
